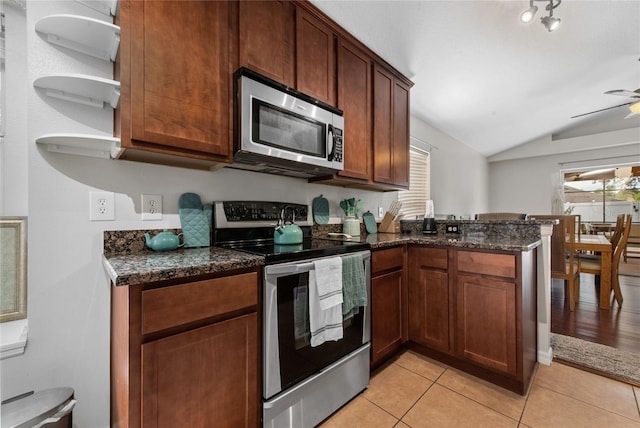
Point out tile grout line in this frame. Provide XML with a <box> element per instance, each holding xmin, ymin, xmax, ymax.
<box><xmin>517</xmin><ymin>362</ymin><xmax>542</xmax><ymax>425</ymax></box>
<box><xmin>533</xmin><ymin>383</ymin><xmax>640</xmax><ymax>423</ymax></box>
<box><xmin>363</xmin><ymin>359</ymin><xmax>448</xmax><ymax>425</ymax></box>
<box><xmin>632</xmin><ymin>385</ymin><xmax>640</xmax><ymax>420</ymax></box>
<box><xmin>396</xmin><ymin>373</ymin><xmax>439</xmax><ymax>424</ymax></box>
<box><xmin>432</xmin><ymin>378</ymin><xmax>523</xmax><ymax>425</ymax></box>
<box><xmin>395</xmin><ymin>356</ymin><xmax>524</xmax><ymax>424</ymax></box>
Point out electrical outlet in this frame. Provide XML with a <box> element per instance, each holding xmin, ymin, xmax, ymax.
<box><xmin>142</xmin><ymin>194</ymin><xmax>162</xmax><ymax>220</ymax></box>
<box><xmin>378</xmin><ymin>206</ymin><xmax>384</xmax><ymax>217</ymax></box>
<box><xmin>89</xmin><ymin>191</ymin><xmax>115</xmax><ymax>221</ymax></box>
<box><xmin>445</xmin><ymin>224</ymin><xmax>460</xmax><ymax>234</ymax></box>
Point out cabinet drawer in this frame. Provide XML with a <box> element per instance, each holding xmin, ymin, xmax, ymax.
<box><xmin>142</xmin><ymin>272</ymin><xmax>257</xmax><ymax>335</ymax></box>
<box><xmin>372</xmin><ymin>246</ymin><xmax>404</xmax><ymax>275</ymax></box>
<box><xmin>411</xmin><ymin>246</ymin><xmax>448</xmax><ymax>270</ymax></box>
<box><xmin>457</xmin><ymin>251</ymin><xmax>516</xmax><ymax>279</ymax></box>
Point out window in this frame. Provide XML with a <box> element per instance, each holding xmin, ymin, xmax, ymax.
<box><xmin>397</xmin><ymin>145</ymin><xmax>430</xmax><ymax>219</ymax></box>
<box><xmin>563</xmin><ymin>165</ymin><xmax>640</xmax><ymax>223</ymax></box>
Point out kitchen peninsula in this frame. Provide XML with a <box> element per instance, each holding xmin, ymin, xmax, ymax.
<box><xmin>104</xmin><ymin>218</ymin><xmax>551</xmax><ymax>427</ymax></box>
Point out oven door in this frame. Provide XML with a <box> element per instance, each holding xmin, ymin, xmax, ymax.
<box><xmin>263</xmin><ymin>251</ymin><xmax>371</xmax><ymax>400</ymax></box>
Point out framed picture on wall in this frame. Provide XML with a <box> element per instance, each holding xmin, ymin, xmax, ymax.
<box><xmin>1</xmin><ymin>217</ymin><xmax>27</xmax><ymax>322</ymax></box>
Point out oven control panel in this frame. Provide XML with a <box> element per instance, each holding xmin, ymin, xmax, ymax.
<box><xmin>220</xmin><ymin>201</ymin><xmax>309</xmax><ymax>223</ymax></box>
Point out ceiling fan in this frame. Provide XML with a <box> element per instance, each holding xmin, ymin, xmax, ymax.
<box><xmin>571</xmin><ymin>88</ymin><xmax>640</xmax><ymax>119</ymax></box>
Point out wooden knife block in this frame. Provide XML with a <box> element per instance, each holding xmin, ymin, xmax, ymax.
<box><xmin>378</xmin><ymin>212</ymin><xmax>400</xmax><ymax>233</ymax></box>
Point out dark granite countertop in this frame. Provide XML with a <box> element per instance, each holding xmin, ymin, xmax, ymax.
<box><xmin>103</xmin><ymin>246</ymin><xmax>264</xmax><ymax>287</ymax></box>
<box><xmin>324</xmin><ymin>232</ymin><xmax>540</xmax><ymax>252</ymax></box>
<box><xmin>103</xmin><ymin>221</ymin><xmax>544</xmax><ymax>287</ymax></box>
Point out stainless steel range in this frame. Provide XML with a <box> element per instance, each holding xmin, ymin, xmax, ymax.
<box><xmin>212</xmin><ymin>201</ymin><xmax>371</xmax><ymax>427</ymax></box>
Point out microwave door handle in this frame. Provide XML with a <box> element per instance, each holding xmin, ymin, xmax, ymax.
<box><xmin>327</xmin><ymin>124</ymin><xmax>335</xmax><ymax>161</ymax></box>
<box><xmin>265</xmin><ymin>262</ymin><xmax>315</xmax><ymax>275</ymax></box>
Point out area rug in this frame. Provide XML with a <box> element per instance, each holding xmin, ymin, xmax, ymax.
<box><xmin>550</xmin><ymin>333</ymin><xmax>640</xmax><ymax>386</ymax></box>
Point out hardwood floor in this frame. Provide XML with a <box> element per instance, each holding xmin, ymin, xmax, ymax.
<box><xmin>551</xmin><ymin>271</ymin><xmax>640</xmax><ymax>354</ymax></box>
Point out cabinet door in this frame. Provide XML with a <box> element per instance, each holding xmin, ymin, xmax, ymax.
<box><xmin>127</xmin><ymin>0</ymin><xmax>232</xmax><ymax>157</ymax></box>
<box><xmin>239</xmin><ymin>0</ymin><xmax>294</xmax><ymax>86</ymax></box>
<box><xmin>337</xmin><ymin>38</ymin><xmax>371</xmax><ymax>181</ymax></box>
<box><xmin>296</xmin><ymin>7</ymin><xmax>335</xmax><ymax>106</ymax></box>
<box><xmin>372</xmin><ymin>270</ymin><xmax>403</xmax><ymax>365</ymax></box>
<box><xmin>408</xmin><ymin>247</ymin><xmax>450</xmax><ymax>353</ymax></box>
<box><xmin>372</xmin><ymin>65</ymin><xmax>393</xmax><ymax>184</ymax></box>
<box><xmin>392</xmin><ymin>78</ymin><xmax>410</xmax><ymax>187</ymax></box>
<box><xmin>142</xmin><ymin>313</ymin><xmax>258</xmax><ymax>427</ymax></box>
<box><xmin>456</xmin><ymin>274</ymin><xmax>517</xmax><ymax>376</ymax></box>
<box><xmin>373</xmin><ymin>64</ymin><xmax>410</xmax><ymax>187</ymax></box>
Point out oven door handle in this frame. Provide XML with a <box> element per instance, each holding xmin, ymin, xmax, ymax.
<box><xmin>265</xmin><ymin>262</ymin><xmax>315</xmax><ymax>275</ymax></box>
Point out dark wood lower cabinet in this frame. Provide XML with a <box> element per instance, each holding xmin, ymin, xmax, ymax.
<box><xmin>408</xmin><ymin>247</ymin><xmax>450</xmax><ymax>353</ymax></box>
<box><xmin>456</xmin><ymin>274</ymin><xmax>517</xmax><ymax>376</ymax></box>
<box><xmin>371</xmin><ymin>247</ymin><xmax>405</xmax><ymax>367</ymax></box>
<box><xmin>142</xmin><ymin>314</ymin><xmax>257</xmax><ymax>427</ymax></box>
<box><xmin>111</xmin><ymin>271</ymin><xmax>259</xmax><ymax>427</ymax></box>
<box><xmin>407</xmin><ymin>246</ymin><xmax>537</xmax><ymax>395</ymax></box>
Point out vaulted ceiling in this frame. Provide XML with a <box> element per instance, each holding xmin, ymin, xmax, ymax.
<box><xmin>310</xmin><ymin>0</ymin><xmax>640</xmax><ymax>157</ymax></box>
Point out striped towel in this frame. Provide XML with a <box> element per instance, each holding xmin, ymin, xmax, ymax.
<box><xmin>309</xmin><ymin>257</ymin><xmax>343</xmax><ymax>347</ymax></box>
<box><xmin>342</xmin><ymin>253</ymin><xmax>367</xmax><ymax>320</ymax></box>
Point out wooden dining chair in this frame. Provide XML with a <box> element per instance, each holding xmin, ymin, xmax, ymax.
<box><xmin>578</xmin><ymin>214</ymin><xmax>631</xmax><ymax>308</ymax></box>
<box><xmin>581</xmin><ymin>214</ymin><xmax>623</xmax><ymax>259</ymax></box>
<box><xmin>531</xmin><ymin>214</ymin><xmax>581</xmax><ymax>310</ymax></box>
<box><xmin>609</xmin><ymin>214</ymin><xmax>626</xmax><ymax>251</ymax></box>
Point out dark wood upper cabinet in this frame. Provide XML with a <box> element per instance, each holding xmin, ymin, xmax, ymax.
<box><xmin>239</xmin><ymin>0</ymin><xmax>295</xmax><ymax>87</ymax></box>
<box><xmin>295</xmin><ymin>7</ymin><xmax>336</xmax><ymax>106</ymax></box>
<box><xmin>116</xmin><ymin>0</ymin><xmax>412</xmax><ymax>180</ymax></box>
<box><xmin>373</xmin><ymin>64</ymin><xmax>410</xmax><ymax>188</ymax></box>
<box><xmin>337</xmin><ymin>38</ymin><xmax>372</xmax><ymax>181</ymax></box>
<box><xmin>392</xmin><ymin>78</ymin><xmax>410</xmax><ymax>187</ymax></box>
<box><xmin>118</xmin><ymin>0</ymin><xmax>233</xmax><ymax>167</ymax></box>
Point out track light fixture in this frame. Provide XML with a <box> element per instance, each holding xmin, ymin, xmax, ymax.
<box><xmin>520</xmin><ymin>0</ymin><xmax>562</xmax><ymax>32</ymax></box>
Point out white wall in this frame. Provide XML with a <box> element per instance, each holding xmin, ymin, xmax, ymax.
<box><xmin>0</xmin><ymin>2</ymin><xmax>397</xmax><ymax>427</ymax></box>
<box><xmin>1</xmin><ymin>1</ymin><xmax>28</xmax><ymax>216</ymax></box>
<box><xmin>411</xmin><ymin>114</ymin><xmax>489</xmax><ymax>218</ymax></box>
<box><xmin>488</xmin><ymin>138</ymin><xmax>640</xmax><ymax>215</ymax></box>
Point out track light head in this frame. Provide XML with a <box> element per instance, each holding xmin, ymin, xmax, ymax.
<box><xmin>541</xmin><ymin>15</ymin><xmax>561</xmax><ymax>31</ymax></box>
<box><xmin>520</xmin><ymin>0</ymin><xmax>562</xmax><ymax>31</ymax></box>
<box><xmin>520</xmin><ymin>5</ymin><xmax>538</xmax><ymax>23</ymax></box>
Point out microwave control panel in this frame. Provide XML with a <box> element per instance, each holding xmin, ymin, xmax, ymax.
<box><xmin>332</xmin><ymin>128</ymin><xmax>343</xmax><ymax>163</ymax></box>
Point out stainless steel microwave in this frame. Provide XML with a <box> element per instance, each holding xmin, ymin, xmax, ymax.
<box><xmin>232</xmin><ymin>68</ymin><xmax>344</xmax><ymax>178</ymax></box>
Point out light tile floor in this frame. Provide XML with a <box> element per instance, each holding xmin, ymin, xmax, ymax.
<box><xmin>320</xmin><ymin>350</ymin><xmax>640</xmax><ymax>427</ymax></box>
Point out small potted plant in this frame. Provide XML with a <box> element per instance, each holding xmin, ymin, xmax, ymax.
<box><xmin>340</xmin><ymin>198</ymin><xmax>363</xmax><ymax>236</ymax></box>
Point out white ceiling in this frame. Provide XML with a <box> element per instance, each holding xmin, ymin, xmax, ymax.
<box><xmin>309</xmin><ymin>0</ymin><xmax>640</xmax><ymax>157</ymax></box>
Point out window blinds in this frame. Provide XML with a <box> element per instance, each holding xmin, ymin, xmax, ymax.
<box><xmin>398</xmin><ymin>146</ymin><xmax>430</xmax><ymax>219</ymax></box>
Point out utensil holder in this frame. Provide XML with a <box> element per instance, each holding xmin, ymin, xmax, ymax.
<box><xmin>343</xmin><ymin>216</ymin><xmax>360</xmax><ymax>236</ymax></box>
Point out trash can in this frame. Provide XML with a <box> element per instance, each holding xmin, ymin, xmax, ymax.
<box><xmin>1</xmin><ymin>387</ymin><xmax>75</xmax><ymax>428</ymax></box>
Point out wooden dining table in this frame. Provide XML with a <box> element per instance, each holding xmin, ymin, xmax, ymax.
<box><xmin>573</xmin><ymin>234</ymin><xmax>613</xmax><ymax>309</ymax></box>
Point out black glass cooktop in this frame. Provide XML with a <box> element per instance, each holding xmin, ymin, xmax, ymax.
<box><xmin>221</xmin><ymin>238</ymin><xmax>369</xmax><ymax>264</ymax></box>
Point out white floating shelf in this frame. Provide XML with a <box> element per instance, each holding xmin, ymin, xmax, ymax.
<box><xmin>75</xmin><ymin>0</ymin><xmax>118</xmax><ymax>17</ymax></box>
<box><xmin>34</xmin><ymin>74</ymin><xmax>120</xmax><ymax>109</ymax></box>
<box><xmin>35</xmin><ymin>14</ymin><xmax>120</xmax><ymax>61</ymax></box>
<box><xmin>36</xmin><ymin>133</ymin><xmax>122</xmax><ymax>159</ymax></box>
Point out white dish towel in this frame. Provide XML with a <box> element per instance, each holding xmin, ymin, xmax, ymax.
<box><xmin>309</xmin><ymin>257</ymin><xmax>343</xmax><ymax>347</ymax></box>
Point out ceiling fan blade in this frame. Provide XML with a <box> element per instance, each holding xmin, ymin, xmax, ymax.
<box><xmin>570</xmin><ymin>102</ymin><xmax>633</xmax><ymax>119</ymax></box>
<box><xmin>604</xmin><ymin>89</ymin><xmax>640</xmax><ymax>98</ymax></box>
